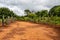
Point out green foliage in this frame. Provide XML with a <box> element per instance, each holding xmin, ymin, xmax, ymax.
<box><xmin>0</xmin><ymin>7</ymin><xmax>16</xmax><ymax>26</ymax></box>
<box><xmin>49</xmin><ymin>5</ymin><xmax>60</xmax><ymax>17</ymax></box>
<box><xmin>36</xmin><ymin>10</ymin><xmax>48</xmax><ymax>17</ymax></box>
<box><xmin>24</xmin><ymin>9</ymin><xmax>31</xmax><ymax>15</ymax></box>
<box><xmin>19</xmin><ymin>6</ymin><xmax>60</xmax><ymax>25</ymax></box>
<box><xmin>0</xmin><ymin>5</ymin><xmax>60</xmax><ymax>26</ymax></box>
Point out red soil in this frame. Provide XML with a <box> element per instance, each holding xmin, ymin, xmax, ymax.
<box><xmin>0</xmin><ymin>21</ymin><xmax>60</xmax><ymax>40</ymax></box>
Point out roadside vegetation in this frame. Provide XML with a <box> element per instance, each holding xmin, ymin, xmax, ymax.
<box><xmin>17</xmin><ymin>5</ymin><xmax>60</xmax><ymax>26</ymax></box>
<box><xmin>0</xmin><ymin>5</ymin><xmax>60</xmax><ymax>27</ymax></box>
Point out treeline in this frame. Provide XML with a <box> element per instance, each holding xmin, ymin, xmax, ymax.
<box><xmin>17</xmin><ymin>5</ymin><xmax>60</xmax><ymax>25</ymax></box>
<box><xmin>0</xmin><ymin>5</ymin><xmax>60</xmax><ymax>27</ymax></box>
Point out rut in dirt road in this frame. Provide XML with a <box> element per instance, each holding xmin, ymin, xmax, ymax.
<box><xmin>2</xmin><ymin>27</ymin><xmax>26</xmax><ymax>40</ymax></box>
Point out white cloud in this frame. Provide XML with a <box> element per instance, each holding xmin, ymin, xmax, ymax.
<box><xmin>8</xmin><ymin>6</ymin><xmax>24</xmax><ymax>16</ymax></box>
<box><xmin>0</xmin><ymin>0</ymin><xmax>60</xmax><ymax>16</ymax></box>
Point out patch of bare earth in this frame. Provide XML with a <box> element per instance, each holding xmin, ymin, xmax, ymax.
<box><xmin>0</xmin><ymin>21</ymin><xmax>60</xmax><ymax>40</ymax></box>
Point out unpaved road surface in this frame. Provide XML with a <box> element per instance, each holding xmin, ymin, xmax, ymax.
<box><xmin>0</xmin><ymin>21</ymin><xmax>60</xmax><ymax>40</ymax></box>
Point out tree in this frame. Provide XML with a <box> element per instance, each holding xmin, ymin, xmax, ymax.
<box><xmin>35</xmin><ymin>10</ymin><xmax>48</xmax><ymax>21</ymax></box>
<box><xmin>35</xmin><ymin>10</ymin><xmax>48</xmax><ymax>17</ymax></box>
<box><xmin>28</xmin><ymin>13</ymin><xmax>37</xmax><ymax>18</ymax></box>
<box><xmin>0</xmin><ymin>7</ymin><xmax>16</xmax><ymax>26</ymax></box>
<box><xmin>49</xmin><ymin>5</ymin><xmax>60</xmax><ymax>17</ymax></box>
<box><xmin>24</xmin><ymin>9</ymin><xmax>31</xmax><ymax>15</ymax></box>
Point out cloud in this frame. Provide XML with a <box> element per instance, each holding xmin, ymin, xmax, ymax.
<box><xmin>0</xmin><ymin>0</ymin><xmax>60</xmax><ymax>16</ymax></box>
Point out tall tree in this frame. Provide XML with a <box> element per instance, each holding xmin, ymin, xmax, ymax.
<box><xmin>35</xmin><ymin>10</ymin><xmax>48</xmax><ymax>17</ymax></box>
<box><xmin>0</xmin><ymin>7</ymin><xmax>16</xmax><ymax>26</ymax></box>
<box><xmin>49</xmin><ymin>5</ymin><xmax>60</xmax><ymax>17</ymax></box>
<box><xmin>24</xmin><ymin>9</ymin><xmax>31</xmax><ymax>15</ymax></box>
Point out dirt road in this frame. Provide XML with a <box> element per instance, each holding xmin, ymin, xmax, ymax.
<box><xmin>0</xmin><ymin>21</ymin><xmax>60</xmax><ymax>40</ymax></box>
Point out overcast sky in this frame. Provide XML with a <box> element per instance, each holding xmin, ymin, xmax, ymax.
<box><xmin>0</xmin><ymin>0</ymin><xmax>60</xmax><ymax>16</ymax></box>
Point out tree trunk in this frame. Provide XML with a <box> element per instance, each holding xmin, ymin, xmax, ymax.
<box><xmin>2</xmin><ymin>15</ymin><xmax>5</xmax><ymax>27</ymax></box>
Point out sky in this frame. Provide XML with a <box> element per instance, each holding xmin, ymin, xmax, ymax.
<box><xmin>0</xmin><ymin>0</ymin><xmax>60</xmax><ymax>16</ymax></box>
